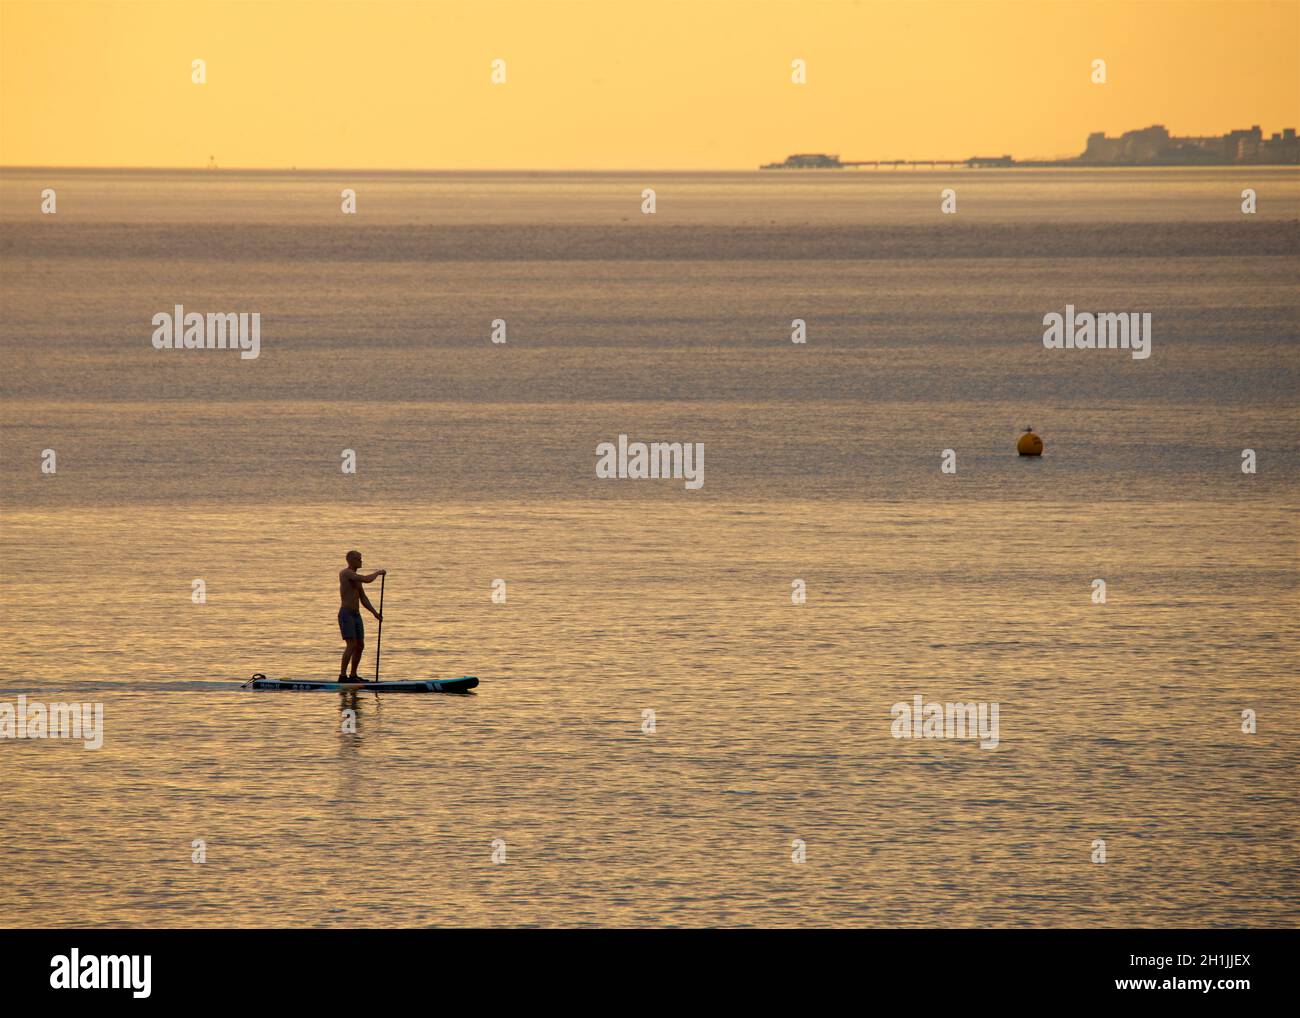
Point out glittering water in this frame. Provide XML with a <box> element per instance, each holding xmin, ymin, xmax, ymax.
<box><xmin>1</xmin><ymin>168</ymin><xmax>1297</xmax><ymax>927</ymax></box>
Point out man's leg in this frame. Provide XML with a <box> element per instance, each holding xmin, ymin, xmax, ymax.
<box><xmin>340</xmin><ymin>640</ymin><xmax>355</xmax><ymax>679</ymax></box>
<box><xmin>349</xmin><ymin>640</ymin><xmax>364</xmax><ymax>678</ymax></box>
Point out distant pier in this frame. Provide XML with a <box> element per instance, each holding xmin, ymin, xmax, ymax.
<box><xmin>759</xmin><ymin>153</ymin><xmax>1014</xmax><ymax>170</ymax></box>
<box><xmin>844</xmin><ymin>157</ymin><xmax>1014</xmax><ymax>169</ymax></box>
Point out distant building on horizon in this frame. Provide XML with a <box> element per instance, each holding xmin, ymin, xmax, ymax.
<box><xmin>761</xmin><ymin>124</ymin><xmax>1299</xmax><ymax>169</ymax></box>
<box><xmin>760</xmin><ymin>153</ymin><xmax>844</xmax><ymax>169</ymax></box>
<box><xmin>1079</xmin><ymin>124</ymin><xmax>1299</xmax><ymax>164</ymax></box>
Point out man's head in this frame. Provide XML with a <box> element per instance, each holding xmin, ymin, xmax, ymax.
<box><xmin>346</xmin><ymin>550</ymin><xmax>362</xmax><ymax>568</ymax></box>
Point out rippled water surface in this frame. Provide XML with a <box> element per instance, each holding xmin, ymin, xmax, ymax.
<box><xmin>1</xmin><ymin>169</ymin><xmax>1296</xmax><ymax>926</ymax></box>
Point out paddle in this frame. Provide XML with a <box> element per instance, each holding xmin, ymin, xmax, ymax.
<box><xmin>374</xmin><ymin>572</ymin><xmax>385</xmax><ymax>683</ymax></box>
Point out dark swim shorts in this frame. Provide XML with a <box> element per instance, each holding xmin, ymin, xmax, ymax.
<box><xmin>338</xmin><ymin>608</ymin><xmax>364</xmax><ymax>641</ymax></box>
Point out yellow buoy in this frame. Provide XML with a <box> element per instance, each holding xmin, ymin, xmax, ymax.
<box><xmin>1017</xmin><ymin>428</ymin><xmax>1043</xmax><ymax>456</ymax></box>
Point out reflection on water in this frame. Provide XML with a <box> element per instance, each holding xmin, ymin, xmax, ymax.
<box><xmin>2</xmin><ymin>499</ymin><xmax>1296</xmax><ymax>927</ymax></box>
<box><xmin>0</xmin><ymin>170</ymin><xmax>1296</xmax><ymax>926</ymax></box>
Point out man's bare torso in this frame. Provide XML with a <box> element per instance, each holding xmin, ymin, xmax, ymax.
<box><xmin>340</xmin><ymin>569</ymin><xmax>363</xmax><ymax>611</ymax></box>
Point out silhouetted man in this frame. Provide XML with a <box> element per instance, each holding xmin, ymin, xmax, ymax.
<box><xmin>338</xmin><ymin>550</ymin><xmax>384</xmax><ymax>681</ymax></box>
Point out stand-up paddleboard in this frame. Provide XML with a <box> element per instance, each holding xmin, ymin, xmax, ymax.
<box><xmin>243</xmin><ymin>674</ymin><xmax>478</xmax><ymax>693</ymax></box>
<box><xmin>248</xmin><ymin>575</ymin><xmax>478</xmax><ymax>693</ymax></box>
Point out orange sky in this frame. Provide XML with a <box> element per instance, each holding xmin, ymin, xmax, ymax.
<box><xmin>2</xmin><ymin>0</ymin><xmax>1297</xmax><ymax>169</ymax></box>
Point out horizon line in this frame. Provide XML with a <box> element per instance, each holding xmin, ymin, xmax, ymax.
<box><xmin>0</xmin><ymin>156</ymin><xmax>1192</xmax><ymax>174</ymax></box>
<box><xmin>2</xmin><ymin>124</ymin><xmax>1290</xmax><ymax>176</ymax></box>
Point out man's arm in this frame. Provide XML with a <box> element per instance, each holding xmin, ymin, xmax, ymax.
<box><xmin>342</xmin><ymin>569</ymin><xmax>386</xmax><ymax>583</ymax></box>
<box><xmin>360</xmin><ymin>591</ymin><xmax>381</xmax><ymax>619</ymax></box>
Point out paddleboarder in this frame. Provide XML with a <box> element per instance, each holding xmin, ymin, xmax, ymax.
<box><xmin>339</xmin><ymin>550</ymin><xmax>385</xmax><ymax>682</ymax></box>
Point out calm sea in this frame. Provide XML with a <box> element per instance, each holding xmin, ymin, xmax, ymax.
<box><xmin>0</xmin><ymin>167</ymin><xmax>1297</xmax><ymax>927</ymax></box>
